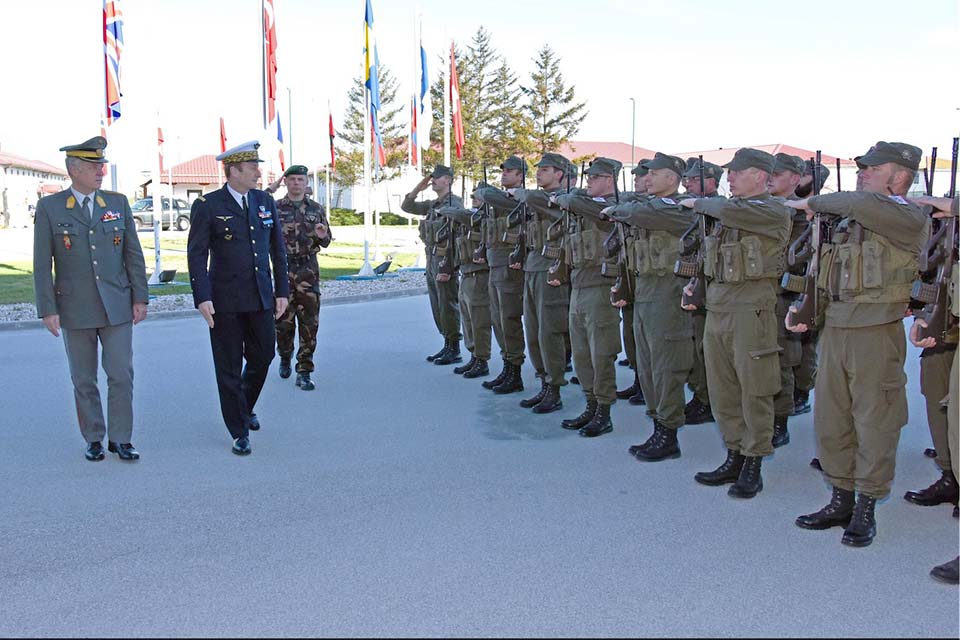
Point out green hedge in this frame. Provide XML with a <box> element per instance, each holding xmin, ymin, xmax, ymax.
<box><xmin>328</xmin><ymin>208</ymin><xmax>413</xmax><ymax>226</ymax></box>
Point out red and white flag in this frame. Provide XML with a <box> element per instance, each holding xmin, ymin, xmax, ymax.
<box><xmin>219</xmin><ymin>117</ymin><xmax>227</xmax><ymax>153</ymax></box>
<box><xmin>329</xmin><ymin>110</ymin><xmax>336</xmax><ymax>170</ymax></box>
<box><xmin>450</xmin><ymin>42</ymin><xmax>464</xmax><ymax>160</ymax></box>
<box><xmin>262</xmin><ymin>0</ymin><xmax>278</xmax><ymax>127</ymax></box>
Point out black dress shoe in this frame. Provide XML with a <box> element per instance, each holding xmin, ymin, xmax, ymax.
<box><xmin>108</xmin><ymin>441</ymin><xmax>140</xmax><ymax>461</ymax></box>
<box><xmin>296</xmin><ymin>372</ymin><xmax>316</xmax><ymax>391</ymax></box>
<box><xmin>618</xmin><ymin>358</ymin><xmax>630</xmax><ymax>367</ymax></box>
<box><xmin>85</xmin><ymin>441</ymin><xmax>105</xmax><ymax>461</ymax></box>
<box><xmin>930</xmin><ymin>557</ymin><xmax>960</xmax><ymax>584</ymax></box>
<box><xmin>232</xmin><ymin>437</ymin><xmax>252</xmax><ymax>456</ymax></box>
<box><xmin>248</xmin><ymin>414</ymin><xmax>260</xmax><ymax>431</ymax></box>
<box><xmin>924</xmin><ymin>448</ymin><xmax>938</xmax><ymax>459</ymax></box>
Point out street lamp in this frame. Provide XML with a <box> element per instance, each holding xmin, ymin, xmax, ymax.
<box><xmin>629</xmin><ymin>97</ymin><xmax>636</xmax><ymax>171</ymax></box>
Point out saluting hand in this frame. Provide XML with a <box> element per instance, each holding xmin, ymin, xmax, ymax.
<box><xmin>132</xmin><ymin>302</ymin><xmax>148</xmax><ymax>325</ymax></box>
<box><xmin>275</xmin><ymin>297</ymin><xmax>289</xmax><ymax>320</ymax></box>
<box><xmin>198</xmin><ymin>300</ymin><xmax>215</xmax><ymax>329</ymax></box>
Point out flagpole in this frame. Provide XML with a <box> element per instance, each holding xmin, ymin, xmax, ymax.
<box><xmin>443</xmin><ymin>38</ymin><xmax>450</xmax><ymax>167</ymax></box>
<box><xmin>260</xmin><ymin>0</ymin><xmax>268</xmax><ymax>130</ymax></box>
<box><xmin>359</xmin><ymin>18</ymin><xmax>373</xmax><ymax>277</ymax></box>
<box><xmin>287</xmin><ymin>86</ymin><xmax>293</xmax><ymax>165</ymax></box>
<box><xmin>148</xmin><ymin>113</ymin><xmax>163</xmax><ymax>286</ymax></box>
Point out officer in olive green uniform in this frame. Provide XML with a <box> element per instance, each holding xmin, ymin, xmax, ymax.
<box><xmin>511</xmin><ymin>153</ymin><xmax>574</xmax><ymax>413</ymax></box>
<box><xmin>606</xmin><ymin>153</ymin><xmax>696</xmax><ymax>460</ymax></box>
<box><xmin>475</xmin><ymin>156</ymin><xmax>528</xmax><ymax>393</ymax></box>
<box><xmin>272</xmin><ymin>165</ymin><xmax>332</xmax><ymax>391</ymax></box>
<box><xmin>552</xmin><ymin>157</ymin><xmax>624</xmax><ymax>437</ymax></box>
<box><xmin>680</xmin><ymin>159</ymin><xmax>723</xmax><ymax>426</ymax></box>
<box><xmin>680</xmin><ymin>148</ymin><xmax>791</xmax><ymax>499</ymax></box>
<box><xmin>436</xmin><ymin>189</ymin><xmax>492</xmax><ymax>378</ymax></box>
<box><xmin>402</xmin><ymin>165</ymin><xmax>463</xmax><ymax>365</ymax></box>
<box><xmin>792</xmin><ymin>159</ymin><xmax>831</xmax><ymax>414</ymax></box>
<box><xmin>615</xmin><ymin>160</ymin><xmax>651</xmax><ymax>405</ymax></box>
<box><xmin>789</xmin><ymin>141</ymin><xmax>928</xmax><ymax>548</ymax></box>
<box><xmin>767</xmin><ymin>153</ymin><xmax>807</xmax><ymax>445</ymax></box>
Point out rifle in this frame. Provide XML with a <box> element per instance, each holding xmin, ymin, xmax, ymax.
<box><xmin>506</xmin><ymin>160</ymin><xmax>527</xmax><ymax>269</ymax></box>
<box><xmin>913</xmin><ymin>137</ymin><xmax>959</xmax><ymax>343</ymax></box>
<box><xmin>471</xmin><ymin>165</ymin><xmax>488</xmax><ymax>264</ymax></box>
<box><xmin>436</xmin><ymin>188</ymin><xmax>455</xmax><ymax>279</ymax></box>
<box><xmin>678</xmin><ymin>155</ymin><xmax>708</xmax><ymax>308</ymax></box>
<box><xmin>605</xmin><ymin>175</ymin><xmax>633</xmax><ymax>306</ymax></box>
<box><xmin>784</xmin><ymin>151</ymin><xmax>827</xmax><ymax>327</ymax></box>
<box><xmin>546</xmin><ymin>168</ymin><xmax>572</xmax><ymax>286</ymax></box>
<box><xmin>835</xmin><ymin>158</ymin><xmax>842</xmax><ymax>192</ymax></box>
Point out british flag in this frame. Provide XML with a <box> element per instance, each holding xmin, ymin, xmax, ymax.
<box><xmin>103</xmin><ymin>0</ymin><xmax>123</xmax><ymax>125</ymax></box>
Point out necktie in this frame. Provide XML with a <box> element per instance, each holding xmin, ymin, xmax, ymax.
<box><xmin>82</xmin><ymin>196</ymin><xmax>91</xmax><ymax>222</ymax></box>
<box><xmin>242</xmin><ymin>195</ymin><xmax>249</xmax><ymax>215</ymax></box>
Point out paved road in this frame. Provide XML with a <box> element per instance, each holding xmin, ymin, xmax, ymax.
<box><xmin>0</xmin><ymin>296</ymin><xmax>957</xmax><ymax>637</ymax></box>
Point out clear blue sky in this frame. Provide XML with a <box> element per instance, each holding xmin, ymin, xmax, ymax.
<box><xmin>2</xmin><ymin>0</ymin><xmax>956</xmax><ymax>193</ymax></box>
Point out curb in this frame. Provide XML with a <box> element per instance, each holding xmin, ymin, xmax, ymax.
<box><xmin>0</xmin><ymin>287</ymin><xmax>427</xmax><ymax>333</ymax></box>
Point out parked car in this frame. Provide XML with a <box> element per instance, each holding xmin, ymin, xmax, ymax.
<box><xmin>130</xmin><ymin>196</ymin><xmax>191</xmax><ymax>231</ymax></box>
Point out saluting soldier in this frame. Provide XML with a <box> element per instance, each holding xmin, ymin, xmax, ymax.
<box><xmin>680</xmin><ymin>158</ymin><xmax>723</xmax><ymax>427</ymax></box>
<box><xmin>269</xmin><ymin>165</ymin><xmax>331</xmax><ymax>391</ymax></box>
<box><xmin>33</xmin><ymin>136</ymin><xmax>149</xmax><ymax>461</ymax></box>
<box><xmin>187</xmin><ymin>141</ymin><xmax>289</xmax><ymax>456</ymax></box>
<box><xmin>474</xmin><ymin>156</ymin><xmax>528</xmax><ymax>394</ymax></box>
<box><xmin>551</xmin><ymin>157</ymin><xmax>624</xmax><ymax>437</ymax></box>
<box><xmin>787</xmin><ymin>141</ymin><xmax>928</xmax><ymax>547</ymax></box>
<box><xmin>680</xmin><ymin>148</ymin><xmax>792</xmax><ymax>499</ymax></box>
<box><xmin>509</xmin><ymin>153</ymin><xmax>574</xmax><ymax>413</ymax></box>
<box><xmin>401</xmin><ymin>165</ymin><xmax>463</xmax><ymax>365</ymax></box>
<box><xmin>605</xmin><ymin>152</ymin><xmax>695</xmax><ymax>460</ymax></box>
<box><xmin>436</xmin><ymin>188</ymin><xmax>492</xmax><ymax>379</ymax></box>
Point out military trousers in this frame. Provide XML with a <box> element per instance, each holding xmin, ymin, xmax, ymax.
<box><xmin>773</xmin><ymin>293</ymin><xmax>803</xmax><ymax>416</ymax></box>
<box><xmin>459</xmin><ymin>269</ymin><xmax>492</xmax><ymax>361</ymax></box>
<box><xmin>794</xmin><ymin>329</ymin><xmax>819</xmax><ymax>392</ymax></box>
<box><xmin>815</xmin><ymin>321</ymin><xmax>908</xmax><ymax>499</ymax></box>
<box><xmin>621</xmin><ymin>303</ymin><xmax>637</xmax><ymax>369</ymax></box>
<box><xmin>920</xmin><ymin>348</ymin><xmax>956</xmax><ymax>472</ymax></box>
<box><xmin>688</xmin><ymin>310</ymin><xmax>710</xmax><ymax>406</ymax></box>
<box><xmin>703</xmin><ymin>309</ymin><xmax>781</xmax><ymax>458</ymax></box>
<box><xmin>634</xmin><ymin>299</ymin><xmax>694</xmax><ymax>430</ymax></box>
<box><xmin>523</xmin><ymin>270</ymin><xmax>569</xmax><ymax>386</ymax></box>
<box><xmin>948</xmin><ymin>350</ymin><xmax>958</xmax><ymax>480</ymax></box>
<box><xmin>276</xmin><ymin>268</ymin><xmax>321</xmax><ymax>373</ymax></box>
<box><xmin>489</xmin><ymin>266</ymin><xmax>525</xmax><ymax>365</ymax></box>
<box><xmin>569</xmin><ymin>284</ymin><xmax>621</xmax><ymax>405</ymax></box>
<box><xmin>426</xmin><ymin>255</ymin><xmax>462</xmax><ymax>341</ymax></box>
<box><xmin>62</xmin><ymin>322</ymin><xmax>134</xmax><ymax>444</ymax></box>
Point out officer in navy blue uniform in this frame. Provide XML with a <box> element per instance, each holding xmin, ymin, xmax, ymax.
<box><xmin>187</xmin><ymin>141</ymin><xmax>289</xmax><ymax>455</ymax></box>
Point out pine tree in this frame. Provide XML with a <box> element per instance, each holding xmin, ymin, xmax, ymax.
<box><xmin>522</xmin><ymin>45</ymin><xmax>588</xmax><ymax>155</ymax></box>
<box><xmin>487</xmin><ymin>60</ymin><xmax>537</xmax><ymax>165</ymax></box>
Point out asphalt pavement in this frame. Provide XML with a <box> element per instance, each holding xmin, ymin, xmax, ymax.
<box><xmin>0</xmin><ymin>295</ymin><xmax>957</xmax><ymax>637</ymax></box>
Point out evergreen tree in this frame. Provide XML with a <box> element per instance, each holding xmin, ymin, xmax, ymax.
<box><xmin>522</xmin><ymin>45</ymin><xmax>588</xmax><ymax>155</ymax></box>
<box><xmin>487</xmin><ymin>60</ymin><xmax>537</xmax><ymax>165</ymax></box>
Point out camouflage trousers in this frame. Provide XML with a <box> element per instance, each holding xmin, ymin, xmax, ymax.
<box><xmin>276</xmin><ymin>266</ymin><xmax>321</xmax><ymax>373</ymax></box>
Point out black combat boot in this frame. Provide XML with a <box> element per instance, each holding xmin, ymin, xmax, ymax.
<box><xmin>793</xmin><ymin>388</ymin><xmax>812</xmax><ymax>415</ymax></box>
<box><xmin>695</xmin><ymin>449</ymin><xmax>745</xmax><ymax>486</ymax></box>
<box><xmin>842</xmin><ymin>493</ymin><xmax>877</xmax><ymax>547</ymax></box>
<box><xmin>579</xmin><ymin>404</ymin><xmax>613</xmax><ymax>438</ymax></box>
<box><xmin>533</xmin><ymin>385</ymin><xmax>563</xmax><ymax>414</ymax></box>
<box><xmin>616</xmin><ymin>372</ymin><xmax>640</xmax><ymax>400</ymax></box>
<box><xmin>295</xmin><ymin>372</ymin><xmax>315</xmax><ymax>391</ymax></box>
<box><xmin>628</xmin><ymin>387</ymin><xmax>645</xmax><ymax>405</ymax></box>
<box><xmin>904</xmin><ymin>470</ymin><xmax>959</xmax><ymax>507</ymax></box>
<box><xmin>483</xmin><ymin>360</ymin><xmax>509</xmax><ymax>389</ymax></box>
<box><xmin>728</xmin><ymin>456</ymin><xmax>763</xmax><ymax>498</ymax></box>
<box><xmin>520</xmin><ymin>379</ymin><xmax>549</xmax><ymax>408</ymax></box>
<box><xmin>562</xmin><ymin>399</ymin><xmax>597</xmax><ymax>430</ymax></box>
<box><xmin>810</xmin><ymin>457</ymin><xmax>823</xmax><ymax>470</ymax></box>
<box><xmin>930</xmin><ymin>557</ymin><xmax>960</xmax><ymax>584</ymax></box>
<box><xmin>684</xmin><ymin>397</ymin><xmax>714</xmax><ymax>424</ymax></box>
<box><xmin>278</xmin><ymin>356</ymin><xmax>292</xmax><ymax>379</ymax></box>
<box><xmin>433</xmin><ymin>339</ymin><xmax>462</xmax><ymax>365</ymax></box>
<box><xmin>795</xmin><ymin>486</ymin><xmax>855</xmax><ymax>530</ymax></box>
<box><xmin>426</xmin><ymin>342</ymin><xmax>447</xmax><ymax>362</ymax></box>
<box><xmin>772</xmin><ymin>414</ymin><xmax>790</xmax><ymax>448</ymax></box>
<box><xmin>632</xmin><ymin>422</ymin><xmax>681</xmax><ymax>461</ymax></box>
<box><xmin>463</xmin><ymin>358</ymin><xmax>489</xmax><ymax>379</ymax></box>
<box><xmin>493</xmin><ymin>363</ymin><xmax>524</xmax><ymax>394</ymax></box>
<box><xmin>454</xmin><ymin>355</ymin><xmax>478</xmax><ymax>375</ymax></box>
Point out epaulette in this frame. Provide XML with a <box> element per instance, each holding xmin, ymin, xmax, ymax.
<box><xmin>197</xmin><ymin>196</ymin><xmax>206</xmax><ymax>202</ymax></box>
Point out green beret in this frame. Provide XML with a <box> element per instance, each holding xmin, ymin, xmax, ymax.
<box><xmin>644</xmin><ymin>152</ymin><xmax>687</xmax><ymax>177</ymax></box>
<box><xmin>500</xmin><ymin>155</ymin><xmax>526</xmax><ymax>171</ymax></box>
<box><xmin>283</xmin><ymin>164</ymin><xmax>309</xmax><ymax>177</ymax></box>
<box><xmin>430</xmin><ymin>165</ymin><xmax>453</xmax><ymax>179</ymax></box>
<box><xmin>682</xmin><ymin>159</ymin><xmax>723</xmax><ymax>181</ymax></box>
<box><xmin>857</xmin><ymin>141</ymin><xmax>922</xmax><ymax>171</ymax></box>
<box><xmin>586</xmin><ymin>157</ymin><xmax>622</xmax><ymax>177</ymax></box>
<box><xmin>772</xmin><ymin>153</ymin><xmax>805</xmax><ymax>175</ymax></box>
<box><xmin>723</xmin><ymin>148</ymin><xmax>776</xmax><ymax>173</ymax></box>
<box><xmin>60</xmin><ymin>136</ymin><xmax>108</xmax><ymax>164</ymax></box>
<box><xmin>535</xmin><ymin>153</ymin><xmax>569</xmax><ymax>170</ymax></box>
<box><xmin>631</xmin><ymin>158</ymin><xmax>652</xmax><ymax>176</ymax></box>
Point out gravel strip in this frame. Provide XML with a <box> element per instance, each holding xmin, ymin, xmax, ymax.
<box><xmin>0</xmin><ymin>270</ymin><xmax>427</xmax><ymax>325</ymax></box>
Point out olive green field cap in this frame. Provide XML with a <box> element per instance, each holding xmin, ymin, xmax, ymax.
<box><xmin>857</xmin><ymin>141</ymin><xmax>922</xmax><ymax>171</ymax></box>
<box><xmin>535</xmin><ymin>153</ymin><xmax>569</xmax><ymax>170</ymax></box>
<box><xmin>682</xmin><ymin>159</ymin><xmax>723</xmax><ymax>180</ymax></box>
<box><xmin>772</xmin><ymin>153</ymin><xmax>805</xmax><ymax>175</ymax></box>
<box><xmin>500</xmin><ymin>155</ymin><xmax>526</xmax><ymax>170</ymax></box>
<box><xmin>722</xmin><ymin>148</ymin><xmax>776</xmax><ymax>173</ymax></box>
<box><xmin>431</xmin><ymin>164</ymin><xmax>454</xmax><ymax>179</ymax></box>
<box><xmin>644</xmin><ymin>152</ymin><xmax>687</xmax><ymax>177</ymax></box>
<box><xmin>631</xmin><ymin>158</ymin><xmax>652</xmax><ymax>176</ymax></box>
<box><xmin>586</xmin><ymin>157</ymin><xmax>623</xmax><ymax>177</ymax></box>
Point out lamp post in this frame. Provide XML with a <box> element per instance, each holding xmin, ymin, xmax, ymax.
<box><xmin>629</xmin><ymin>97</ymin><xmax>636</xmax><ymax>171</ymax></box>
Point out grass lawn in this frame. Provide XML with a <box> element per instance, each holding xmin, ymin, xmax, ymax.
<box><xmin>1</xmin><ymin>251</ymin><xmax>419</xmax><ymax>305</ymax></box>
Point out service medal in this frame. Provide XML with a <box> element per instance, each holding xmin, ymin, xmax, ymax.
<box><xmin>62</xmin><ymin>233</ymin><xmax>71</xmax><ymax>250</ymax></box>
<box><xmin>114</xmin><ymin>235</ymin><xmax>122</xmax><ymax>246</ymax></box>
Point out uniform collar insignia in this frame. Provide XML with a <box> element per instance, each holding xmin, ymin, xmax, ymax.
<box><xmin>66</xmin><ymin>195</ymin><xmax>76</xmax><ymax>209</ymax></box>
<box><xmin>888</xmin><ymin>194</ymin><xmax>908</xmax><ymax>205</ymax></box>
<box><xmin>95</xmin><ymin>195</ymin><xmax>107</xmax><ymax>208</ymax></box>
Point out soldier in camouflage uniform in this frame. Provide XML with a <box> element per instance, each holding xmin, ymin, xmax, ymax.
<box><xmin>272</xmin><ymin>165</ymin><xmax>331</xmax><ymax>391</ymax></box>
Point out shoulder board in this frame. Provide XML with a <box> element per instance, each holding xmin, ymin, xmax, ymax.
<box><xmin>661</xmin><ymin>197</ymin><xmax>677</xmax><ymax>205</ymax></box>
<box><xmin>747</xmin><ymin>199</ymin><xmax>768</xmax><ymax>206</ymax></box>
<box><xmin>592</xmin><ymin>197</ymin><xmax>607</xmax><ymax>203</ymax></box>
<box><xmin>197</xmin><ymin>196</ymin><xmax>206</xmax><ymax>202</ymax></box>
<box><xmin>887</xmin><ymin>195</ymin><xmax>908</xmax><ymax>205</ymax></box>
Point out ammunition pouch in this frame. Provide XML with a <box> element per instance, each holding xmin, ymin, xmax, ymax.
<box><xmin>822</xmin><ymin>224</ymin><xmax>916</xmax><ymax>303</ymax></box>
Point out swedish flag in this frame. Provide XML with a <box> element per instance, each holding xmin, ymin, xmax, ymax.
<box><xmin>364</xmin><ymin>0</ymin><xmax>385</xmax><ymax>166</ymax></box>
